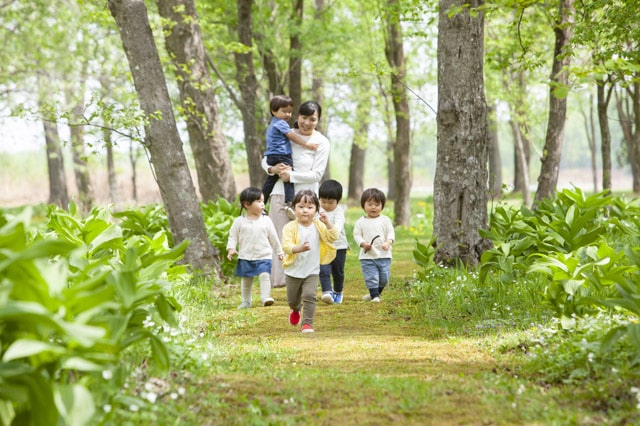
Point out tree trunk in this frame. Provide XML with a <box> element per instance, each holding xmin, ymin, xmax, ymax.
<box><xmin>434</xmin><ymin>0</ymin><xmax>491</xmax><ymax>266</ymax></box>
<box><xmin>348</xmin><ymin>82</ymin><xmax>371</xmax><ymax>201</ymax></box>
<box><xmin>288</xmin><ymin>0</ymin><xmax>303</xmax><ymax>108</ymax></box>
<box><xmin>597</xmin><ymin>78</ymin><xmax>613</xmax><ymax>193</ymax></box>
<box><xmin>580</xmin><ymin>91</ymin><xmax>598</xmax><ymax>193</ymax></box>
<box><xmin>383</xmin><ymin>0</ymin><xmax>411</xmax><ymax>226</ymax></box>
<box><xmin>235</xmin><ymin>0</ymin><xmax>266</xmax><ymax>188</ymax></box>
<box><xmin>507</xmin><ymin>71</ymin><xmax>531</xmax><ymax>196</ymax></box>
<box><xmin>43</xmin><ymin>120</ymin><xmax>69</xmax><ymax>208</ymax></box>
<box><xmin>104</xmin><ymin>124</ymin><xmax>120</xmax><ymax>206</ymax></box>
<box><xmin>108</xmin><ymin>0</ymin><xmax>219</xmax><ymax>276</ymax></box>
<box><xmin>631</xmin><ymin>82</ymin><xmax>640</xmax><ymax>194</ymax></box>
<box><xmin>129</xmin><ymin>140</ymin><xmax>139</xmax><ymax>202</ymax></box>
<box><xmin>533</xmin><ymin>0</ymin><xmax>575</xmax><ymax>207</ymax></box>
<box><xmin>69</xmin><ymin>102</ymin><xmax>95</xmax><ymax>214</ymax></box>
<box><xmin>487</xmin><ymin>102</ymin><xmax>502</xmax><ymax>198</ymax></box>
<box><xmin>157</xmin><ymin>0</ymin><xmax>236</xmax><ymax>202</ymax></box>
<box><xmin>616</xmin><ymin>88</ymin><xmax>636</xmax><ymax>188</ymax></box>
<box><xmin>511</xmin><ymin>118</ymin><xmax>531</xmax><ymax>207</ymax></box>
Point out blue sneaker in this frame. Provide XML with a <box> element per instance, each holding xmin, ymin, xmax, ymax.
<box><xmin>321</xmin><ymin>292</ymin><xmax>334</xmax><ymax>305</ymax></box>
<box><xmin>333</xmin><ymin>292</ymin><xmax>343</xmax><ymax>304</ymax></box>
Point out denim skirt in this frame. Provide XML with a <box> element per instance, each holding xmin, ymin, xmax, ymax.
<box><xmin>236</xmin><ymin>259</ymin><xmax>272</xmax><ymax>277</ymax></box>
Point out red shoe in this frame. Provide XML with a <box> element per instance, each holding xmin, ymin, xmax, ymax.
<box><xmin>289</xmin><ymin>310</ymin><xmax>300</xmax><ymax>326</ymax></box>
<box><xmin>301</xmin><ymin>324</ymin><xmax>314</xmax><ymax>333</ymax></box>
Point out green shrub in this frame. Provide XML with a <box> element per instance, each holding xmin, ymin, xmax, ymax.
<box><xmin>0</xmin><ymin>205</ymin><xmax>187</xmax><ymax>426</ymax></box>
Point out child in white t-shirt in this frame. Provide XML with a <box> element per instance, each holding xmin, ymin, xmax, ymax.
<box><xmin>281</xmin><ymin>190</ymin><xmax>338</xmax><ymax>333</ymax></box>
<box><xmin>318</xmin><ymin>179</ymin><xmax>348</xmax><ymax>304</ymax></box>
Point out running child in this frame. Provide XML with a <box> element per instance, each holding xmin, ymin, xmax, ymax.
<box><xmin>352</xmin><ymin>188</ymin><xmax>395</xmax><ymax>302</ymax></box>
<box><xmin>227</xmin><ymin>187</ymin><xmax>284</xmax><ymax>309</ymax></box>
<box><xmin>281</xmin><ymin>189</ymin><xmax>338</xmax><ymax>332</ymax></box>
<box><xmin>318</xmin><ymin>179</ymin><xmax>348</xmax><ymax>304</ymax></box>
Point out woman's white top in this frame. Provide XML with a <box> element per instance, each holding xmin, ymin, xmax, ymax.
<box><xmin>262</xmin><ymin>130</ymin><xmax>330</xmax><ymax>195</ymax></box>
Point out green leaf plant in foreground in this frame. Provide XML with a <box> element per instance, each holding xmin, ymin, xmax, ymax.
<box><xmin>0</xmin><ymin>205</ymin><xmax>188</xmax><ymax>426</ymax></box>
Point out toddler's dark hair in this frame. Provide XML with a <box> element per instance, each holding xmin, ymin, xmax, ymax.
<box><xmin>360</xmin><ymin>188</ymin><xmax>386</xmax><ymax>209</ymax></box>
<box><xmin>239</xmin><ymin>187</ymin><xmax>263</xmax><ymax>211</ymax></box>
<box><xmin>319</xmin><ymin>179</ymin><xmax>343</xmax><ymax>202</ymax></box>
<box><xmin>270</xmin><ymin>95</ymin><xmax>294</xmax><ymax>116</ymax></box>
<box><xmin>292</xmin><ymin>189</ymin><xmax>319</xmax><ymax>212</ymax></box>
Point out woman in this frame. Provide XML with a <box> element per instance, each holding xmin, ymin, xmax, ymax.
<box><xmin>262</xmin><ymin>100</ymin><xmax>330</xmax><ymax>288</ymax></box>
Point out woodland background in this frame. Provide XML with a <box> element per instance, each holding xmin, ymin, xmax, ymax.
<box><xmin>0</xmin><ymin>0</ymin><xmax>637</xmax><ymax>213</ymax></box>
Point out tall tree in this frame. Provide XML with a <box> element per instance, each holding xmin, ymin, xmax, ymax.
<box><xmin>68</xmin><ymin>87</ymin><xmax>95</xmax><ymax>213</ymax></box>
<box><xmin>43</xmin><ymin>118</ymin><xmax>69</xmax><ymax>208</ymax></box>
<box><xmin>383</xmin><ymin>0</ymin><xmax>411</xmax><ymax>226</ymax></box>
<box><xmin>108</xmin><ymin>0</ymin><xmax>219</xmax><ymax>275</ymax></box>
<box><xmin>232</xmin><ymin>0</ymin><xmax>264</xmax><ymax>188</ymax></box>
<box><xmin>597</xmin><ymin>78</ymin><xmax>614</xmax><ymax>192</ymax></box>
<box><xmin>157</xmin><ymin>0</ymin><xmax>236</xmax><ymax>202</ymax></box>
<box><xmin>433</xmin><ymin>0</ymin><xmax>491</xmax><ymax>266</ymax></box>
<box><xmin>348</xmin><ymin>80</ymin><xmax>372</xmax><ymax>200</ymax></box>
<box><xmin>533</xmin><ymin>0</ymin><xmax>575</xmax><ymax>206</ymax></box>
<box><xmin>288</xmin><ymin>0</ymin><xmax>303</xmax><ymax>107</ymax></box>
<box><xmin>487</xmin><ymin>102</ymin><xmax>502</xmax><ymax>198</ymax></box>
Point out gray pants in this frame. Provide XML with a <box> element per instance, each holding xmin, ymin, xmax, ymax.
<box><xmin>268</xmin><ymin>194</ymin><xmax>289</xmax><ymax>288</ymax></box>
<box><xmin>286</xmin><ymin>274</ymin><xmax>318</xmax><ymax>327</ymax></box>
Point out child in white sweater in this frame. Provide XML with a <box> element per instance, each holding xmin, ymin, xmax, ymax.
<box><xmin>227</xmin><ymin>187</ymin><xmax>284</xmax><ymax>309</ymax></box>
<box><xmin>353</xmin><ymin>188</ymin><xmax>395</xmax><ymax>303</ymax></box>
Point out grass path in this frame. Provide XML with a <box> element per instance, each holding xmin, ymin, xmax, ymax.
<box><xmin>204</xmin><ymin>246</ymin><xmax>536</xmax><ymax>426</ymax></box>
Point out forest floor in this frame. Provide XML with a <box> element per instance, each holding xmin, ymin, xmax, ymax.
<box><xmin>171</xmin><ymin>234</ymin><xmax>610</xmax><ymax>426</ymax></box>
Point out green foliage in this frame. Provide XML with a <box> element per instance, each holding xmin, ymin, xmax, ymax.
<box><xmin>0</xmin><ymin>205</ymin><xmax>187</xmax><ymax>426</ymax></box>
<box><xmin>201</xmin><ymin>197</ymin><xmax>240</xmax><ymax>278</ymax></box>
<box><xmin>113</xmin><ymin>204</ymin><xmax>171</xmax><ymax>243</ymax></box>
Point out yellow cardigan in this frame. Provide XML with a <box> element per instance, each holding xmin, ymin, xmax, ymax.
<box><xmin>281</xmin><ymin>219</ymin><xmax>339</xmax><ymax>268</ymax></box>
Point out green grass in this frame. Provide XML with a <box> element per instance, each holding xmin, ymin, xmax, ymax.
<box><xmin>97</xmin><ymin>198</ymin><xmax>640</xmax><ymax>426</ymax></box>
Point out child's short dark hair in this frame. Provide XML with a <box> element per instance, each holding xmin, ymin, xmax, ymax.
<box><xmin>270</xmin><ymin>95</ymin><xmax>294</xmax><ymax>116</ymax></box>
<box><xmin>360</xmin><ymin>188</ymin><xmax>386</xmax><ymax>209</ymax></box>
<box><xmin>319</xmin><ymin>179</ymin><xmax>343</xmax><ymax>202</ymax></box>
<box><xmin>239</xmin><ymin>186</ymin><xmax>263</xmax><ymax>210</ymax></box>
<box><xmin>292</xmin><ymin>189</ymin><xmax>319</xmax><ymax>212</ymax></box>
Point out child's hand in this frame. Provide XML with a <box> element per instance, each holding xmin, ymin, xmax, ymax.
<box><xmin>381</xmin><ymin>242</ymin><xmax>391</xmax><ymax>251</ymax></box>
<box><xmin>306</xmin><ymin>142</ymin><xmax>319</xmax><ymax>151</ymax></box>
<box><xmin>278</xmin><ymin>253</ymin><xmax>284</xmax><ymax>261</ymax></box>
<box><xmin>226</xmin><ymin>249</ymin><xmax>237</xmax><ymax>261</ymax></box>
<box><xmin>319</xmin><ymin>211</ymin><xmax>329</xmax><ymax>224</ymax></box>
<box><xmin>361</xmin><ymin>242</ymin><xmax>372</xmax><ymax>253</ymax></box>
<box><xmin>296</xmin><ymin>242</ymin><xmax>311</xmax><ymax>253</ymax></box>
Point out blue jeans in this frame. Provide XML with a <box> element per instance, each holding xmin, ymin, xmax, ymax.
<box><xmin>319</xmin><ymin>249</ymin><xmax>346</xmax><ymax>294</ymax></box>
<box><xmin>360</xmin><ymin>258</ymin><xmax>391</xmax><ymax>298</ymax></box>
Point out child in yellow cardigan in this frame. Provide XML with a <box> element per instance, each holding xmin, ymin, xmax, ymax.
<box><xmin>281</xmin><ymin>189</ymin><xmax>338</xmax><ymax>333</ymax></box>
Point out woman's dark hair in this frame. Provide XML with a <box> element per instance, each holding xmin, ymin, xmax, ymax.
<box><xmin>298</xmin><ymin>100</ymin><xmax>322</xmax><ymax>119</ymax></box>
<box><xmin>360</xmin><ymin>188</ymin><xmax>386</xmax><ymax>209</ymax></box>
<box><xmin>239</xmin><ymin>186</ymin><xmax>263</xmax><ymax>211</ymax></box>
<box><xmin>319</xmin><ymin>179</ymin><xmax>343</xmax><ymax>202</ymax></box>
<box><xmin>291</xmin><ymin>189</ymin><xmax>319</xmax><ymax>212</ymax></box>
<box><xmin>270</xmin><ymin>95</ymin><xmax>294</xmax><ymax>116</ymax></box>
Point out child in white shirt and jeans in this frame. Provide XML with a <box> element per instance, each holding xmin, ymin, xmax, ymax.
<box><xmin>353</xmin><ymin>188</ymin><xmax>395</xmax><ymax>303</ymax></box>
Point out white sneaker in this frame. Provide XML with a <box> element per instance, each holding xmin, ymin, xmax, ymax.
<box><xmin>371</xmin><ymin>297</ymin><xmax>380</xmax><ymax>303</ymax></box>
<box><xmin>362</xmin><ymin>294</ymin><xmax>371</xmax><ymax>301</ymax></box>
<box><xmin>237</xmin><ymin>302</ymin><xmax>251</xmax><ymax>309</ymax></box>
<box><xmin>262</xmin><ymin>297</ymin><xmax>274</xmax><ymax>307</ymax></box>
<box><xmin>321</xmin><ymin>293</ymin><xmax>334</xmax><ymax>304</ymax></box>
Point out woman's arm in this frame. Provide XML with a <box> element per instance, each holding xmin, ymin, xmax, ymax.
<box><xmin>289</xmin><ymin>133</ymin><xmax>329</xmax><ymax>185</ymax></box>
